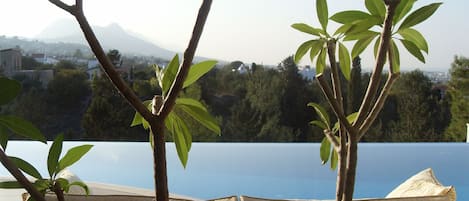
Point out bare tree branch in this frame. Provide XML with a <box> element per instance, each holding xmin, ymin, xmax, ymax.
<box><xmin>48</xmin><ymin>0</ymin><xmax>75</xmax><ymax>14</ymax></box>
<box><xmin>158</xmin><ymin>0</ymin><xmax>213</xmax><ymax>120</ymax></box>
<box><xmin>359</xmin><ymin>60</ymin><xmax>399</xmax><ymax>139</ymax></box>
<box><xmin>0</xmin><ymin>149</ymin><xmax>45</xmax><ymax>201</ymax></box>
<box><xmin>49</xmin><ymin>0</ymin><xmax>154</xmax><ymax>123</ymax></box>
<box><xmin>317</xmin><ymin>74</ymin><xmax>355</xmax><ymax>135</ymax></box>
<box><xmin>354</xmin><ymin>0</ymin><xmax>400</xmax><ymax>129</ymax></box>
<box><xmin>324</xmin><ymin>130</ymin><xmax>340</xmax><ymax>151</ymax></box>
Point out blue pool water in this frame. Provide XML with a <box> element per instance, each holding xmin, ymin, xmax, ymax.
<box><xmin>1</xmin><ymin>142</ymin><xmax>467</xmax><ymax>200</ymax></box>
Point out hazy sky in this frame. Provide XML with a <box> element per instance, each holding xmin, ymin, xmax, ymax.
<box><xmin>0</xmin><ymin>0</ymin><xmax>467</xmax><ymax>71</ymax></box>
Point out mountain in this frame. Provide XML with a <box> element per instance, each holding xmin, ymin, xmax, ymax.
<box><xmin>36</xmin><ymin>19</ymin><xmax>176</xmax><ymax>60</ymax></box>
<box><xmin>0</xmin><ymin>35</ymin><xmax>92</xmax><ymax>57</ymax></box>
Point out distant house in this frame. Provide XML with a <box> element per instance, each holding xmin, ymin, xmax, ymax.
<box><xmin>86</xmin><ymin>59</ymin><xmax>132</xmax><ymax>80</ymax></box>
<box><xmin>31</xmin><ymin>53</ymin><xmax>46</xmax><ymax>63</ymax></box>
<box><xmin>299</xmin><ymin>65</ymin><xmax>315</xmax><ymax>81</ymax></box>
<box><xmin>0</xmin><ymin>48</ymin><xmax>22</xmax><ymax>76</ymax></box>
<box><xmin>15</xmin><ymin>70</ymin><xmax>54</xmax><ymax>88</ymax></box>
<box><xmin>86</xmin><ymin>59</ymin><xmax>101</xmax><ymax>80</ymax></box>
<box><xmin>31</xmin><ymin>53</ymin><xmax>59</xmax><ymax>65</ymax></box>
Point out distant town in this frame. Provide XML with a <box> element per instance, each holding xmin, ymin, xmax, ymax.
<box><xmin>0</xmin><ymin>45</ymin><xmax>451</xmax><ymax>90</ymax></box>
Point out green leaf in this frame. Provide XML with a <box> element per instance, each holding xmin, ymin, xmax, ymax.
<box><xmin>365</xmin><ymin>0</ymin><xmax>386</xmax><ymax>19</ymax></box>
<box><xmin>400</xmin><ymin>39</ymin><xmax>425</xmax><ymax>63</ymax></box>
<box><xmin>316</xmin><ymin>48</ymin><xmax>327</xmax><ymax>75</ymax></box>
<box><xmin>373</xmin><ymin>37</ymin><xmax>381</xmax><ymax>58</ymax></box>
<box><xmin>9</xmin><ymin>157</ymin><xmax>42</xmax><ymax>179</ymax></box>
<box><xmin>176</xmin><ymin>98</ymin><xmax>207</xmax><ymax>112</ymax></box>
<box><xmin>320</xmin><ymin>137</ymin><xmax>331</xmax><ymax>165</ymax></box>
<box><xmin>309</xmin><ymin>40</ymin><xmax>325</xmax><ymax>62</ymax></box>
<box><xmin>48</xmin><ymin>134</ymin><xmax>64</xmax><ymax>178</ymax></box>
<box><xmin>343</xmin><ymin>31</ymin><xmax>379</xmax><ymax>41</ymax></box>
<box><xmin>0</xmin><ymin>77</ymin><xmax>22</xmax><ymax>106</ymax></box>
<box><xmin>346</xmin><ymin>16</ymin><xmax>382</xmax><ymax>35</ymax></box>
<box><xmin>390</xmin><ymin>39</ymin><xmax>401</xmax><ymax>73</ymax></box>
<box><xmin>393</xmin><ymin>0</ymin><xmax>416</xmax><ymax>25</ymax></box>
<box><xmin>316</xmin><ymin>0</ymin><xmax>328</xmax><ymax>30</ymax></box>
<box><xmin>307</xmin><ymin>102</ymin><xmax>330</xmax><ymax>129</ymax></box>
<box><xmin>351</xmin><ymin>35</ymin><xmax>376</xmax><ymax>59</ymax></box>
<box><xmin>310</xmin><ymin>120</ymin><xmax>327</xmax><ymax>130</ymax></box>
<box><xmin>68</xmin><ymin>181</ymin><xmax>90</xmax><ymax>195</ymax></box>
<box><xmin>166</xmin><ymin>111</ymin><xmax>192</xmax><ymax>152</ymax></box>
<box><xmin>32</xmin><ymin>179</ymin><xmax>51</xmax><ymax>192</ymax></box>
<box><xmin>166</xmin><ymin>113</ymin><xmax>189</xmax><ymax>168</ymax></box>
<box><xmin>130</xmin><ymin>100</ymin><xmax>152</xmax><ymax>129</ymax></box>
<box><xmin>183</xmin><ymin>60</ymin><xmax>217</xmax><ymax>88</ymax></box>
<box><xmin>338</xmin><ymin>42</ymin><xmax>351</xmax><ymax>81</ymax></box>
<box><xmin>58</xmin><ymin>145</ymin><xmax>93</xmax><ymax>173</ymax></box>
<box><xmin>333</xmin><ymin>112</ymin><xmax>359</xmax><ymax>133</ymax></box>
<box><xmin>56</xmin><ymin>178</ymin><xmax>70</xmax><ymax>192</ymax></box>
<box><xmin>294</xmin><ymin>40</ymin><xmax>315</xmax><ymax>64</ymax></box>
<box><xmin>398</xmin><ymin>3</ymin><xmax>442</xmax><ymax>31</ymax></box>
<box><xmin>177</xmin><ymin>103</ymin><xmax>220</xmax><ymax>135</ymax></box>
<box><xmin>0</xmin><ymin>181</ymin><xmax>23</xmax><ymax>189</ymax></box>
<box><xmin>162</xmin><ymin>54</ymin><xmax>180</xmax><ymax>95</ymax></box>
<box><xmin>0</xmin><ymin>115</ymin><xmax>45</xmax><ymax>143</ymax></box>
<box><xmin>330</xmin><ymin>148</ymin><xmax>338</xmax><ymax>170</ymax></box>
<box><xmin>291</xmin><ymin>23</ymin><xmax>323</xmax><ymax>36</ymax></box>
<box><xmin>0</xmin><ymin>125</ymin><xmax>8</xmax><ymax>150</ymax></box>
<box><xmin>333</xmin><ymin>24</ymin><xmax>353</xmax><ymax>36</ymax></box>
<box><xmin>330</xmin><ymin>10</ymin><xmax>371</xmax><ymax>24</ymax></box>
<box><xmin>398</xmin><ymin>28</ymin><xmax>428</xmax><ymax>53</ymax></box>
<box><xmin>154</xmin><ymin>64</ymin><xmax>164</xmax><ymax>89</ymax></box>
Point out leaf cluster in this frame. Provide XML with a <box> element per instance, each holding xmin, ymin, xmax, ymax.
<box><xmin>131</xmin><ymin>55</ymin><xmax>220</xmax><ymax>167</ymax></box>
<box><xmin>292</xmin><ymin>0</ymin><xmax>441</xmax><ymax>169</ymax></box>
<box><xmin>0</xmin><ymin>77</ymin><xmax>92</xmax><ymax>200</ymax></box>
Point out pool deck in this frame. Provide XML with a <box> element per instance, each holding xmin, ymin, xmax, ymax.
<box><xmin>0</xmin><ymin>177</ymin><xmax>199</xmax><ymax>201</ymax></box>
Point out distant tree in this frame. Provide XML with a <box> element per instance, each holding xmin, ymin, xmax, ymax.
<box><xmin>346</xmin><ymin>56</ymin><xmax>363</xmax><ymax>114</ymax></box>
<box><xmin>73</xmin><ymin>49</ymin><xmax>84</xmax><ymax>58</ymax></box>
<box><xmin>278</xmin><ymin>56</ymin><xmax>315</xmax><ymax>141</ymax></box>
<box><xmin>389</xmin><ymin>70</ymin><xmax>442</xmax><ymax>141</ymax></box>
<box><xmin>82</xmin><ymin>76</ymin><xmax>146</xmax><ymax>140</ymax></box>
<box><xmin>47</xmin><ymin>69</ymin><xmax>90</xmax><ymax>109</ymax></box>
<box><xmin>54</xmin><ymin>60</ymin><xmax>77</xmax><ymax>70</ymax></box>
<box><xmin>445</xmin><ymin>56</ymin><xmax>469</xmax><ymax>141</ymax></box>
<box><xmin>107</xmin><ymin>49</ymin><xmax>122</xmax><ymax>67</ymax></box>
<box><xmin>21</xmin><ymin>56</ymin><xmax>41</xmax><ymax>70</ymax></box>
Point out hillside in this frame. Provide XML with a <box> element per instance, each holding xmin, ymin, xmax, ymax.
<box><xmin>36</xmin><ymin>19</ymin><xmax>176</xmax><ymax>59</ymax></box>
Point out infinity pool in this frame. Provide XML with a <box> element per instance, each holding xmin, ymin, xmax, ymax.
<box><xmin>1</xmin><ymin>142</ymin><xmax>467</xmax><ymax>200</ymax></box>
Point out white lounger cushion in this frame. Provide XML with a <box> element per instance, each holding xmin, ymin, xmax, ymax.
<box><xmin>386</xmin><ymin>168</ymin><xmax>456</xmax><ymax>201</ymax></box>
<box><xmin>240</xmin><ymin>195</ymin><xmax>451</xmax><ymax>201</ymax></box>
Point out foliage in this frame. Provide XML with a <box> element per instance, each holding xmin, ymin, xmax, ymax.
<box><xmin>444</xmin><ymin>56</ymin><xmax>469</xmax><ymax>141</ymax></box>
<box><xmin>47</xmin><ymin>69</ymin><xmax>90</xmax><ymax>109</ymax></box>
<box><xmin>131</xmin><ymin>54</ymin><xmax>220</xmax><ymax>167</ymax></box>
<box><xmin>83</xmin><ymin>75</ymin><xmax>147</xmax><ymax>140</ymax></box>
<box><xmin>0</xmin><ymin>77</ymin><xmax>91</xmax><ymax>201</ymax></box>
<box><xmin>389</xmin><ymin>70</ymin><xmax>448</xmax><ymax>141</ymax></box>
<box><xmin>292</xmin><ymin>0</ymin><xmax>441</xmax><ymax>200</ymax></box>
<box><xmin>0</xmin><ymin>77</ymin><xmax>46</xmax><ymax>144</ymax></box>
<box><xmin>0</xmin><ymin>134</ymin><xmax>93</xmax><ymax>201</ymax></box>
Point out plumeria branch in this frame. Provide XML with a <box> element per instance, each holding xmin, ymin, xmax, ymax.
<box><xmin>354</xmin><ymin>0</ymin><xmax>400</xmax><ymax>129</ymax></box>
<box><xmin>49</xmin><ymin>0</ymin><xmax>154</xmax><ymax>123</ymax></box>
<box><xmin>359</xmin><ymin>50</ymin><xmax>400</xmax><ymax>140</ymax></box>
<box><xmin>316</xmin><ymin>74</ymin><xmax>355</xmax><ymax>135</ymax></box>
<box><xmin>157</xmin><ymin>0</ymin><xmax>213</xmax><ymax>120</ymax></box>
<box><xmin>0</xmin><ymin>149</ymin><xmax>45</xmax><ymax>201</ymax></box>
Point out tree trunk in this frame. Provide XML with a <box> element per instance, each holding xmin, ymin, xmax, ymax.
<box><xmin>336</xmin><ymin>133</ymin><xmax>347</xmax><ymax>201</ymax></box>
<box><xmin>152</xmin><ymin>123</ymin><xmax>169</xmax><ymax>201</ymax></box>
<box><xmin>342</xmin><ymin>139</ymin><xmax>358</xmax><ymax>201</ymax></box>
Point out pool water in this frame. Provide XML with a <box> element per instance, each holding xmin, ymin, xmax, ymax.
<box><xmin>1</xmin><ymin>142</ymin><xmax>467</xmax><ymax>200</ymax></box>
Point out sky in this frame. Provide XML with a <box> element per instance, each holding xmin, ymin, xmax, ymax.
<box><xmin>0</xmin><ymin>0</ymin><xmax>467</xmax><ymax>71</ymax></box>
